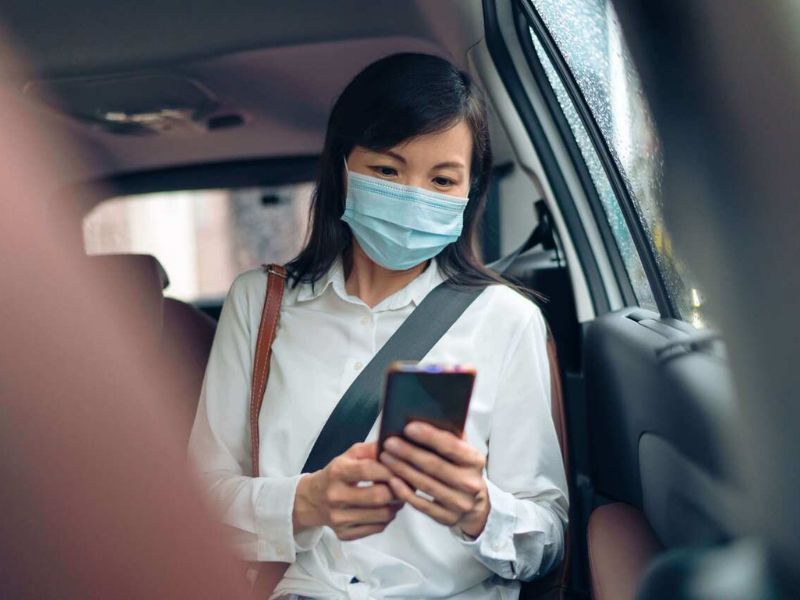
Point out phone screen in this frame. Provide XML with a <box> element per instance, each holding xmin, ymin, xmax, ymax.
<box><xmin>378</xmin><ymin>366</ymin><xmax>475</xmax><ymax>453</ymax></box>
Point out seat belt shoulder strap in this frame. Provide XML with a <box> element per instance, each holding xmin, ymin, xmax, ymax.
<box><xmin>301</xmin><ymin>280</ymin><xmax>485</xmax><ymax>473</ymax></box>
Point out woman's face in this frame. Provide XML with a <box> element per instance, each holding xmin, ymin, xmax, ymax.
<box><xmin>346</xmin><ymin>120</ymin><xmax>473</xmax><ymax>199</ymax></box>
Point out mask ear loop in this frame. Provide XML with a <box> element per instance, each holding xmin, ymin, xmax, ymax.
<box><xmin>342</xmin><ymin>156</ymin><xmax>351</xmax><ymax>199</ymax></box>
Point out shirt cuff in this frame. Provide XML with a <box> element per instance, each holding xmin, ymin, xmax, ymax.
<box><xmin>451</xmin><ymin>477</ymin><xmax>517</xmax><ymax>563</ymax></box>
<box><xmin>254</xmin><ymin>473</ymin><xmax>324</xmax><ymax>562</ymax></box>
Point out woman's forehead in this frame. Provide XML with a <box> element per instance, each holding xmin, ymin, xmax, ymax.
<box><xmin>362</xmin><ymin>121</ymin><xmax>473</xmax><ymax>168</ymax></box>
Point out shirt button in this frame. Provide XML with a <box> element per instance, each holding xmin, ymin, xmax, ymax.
<box><xmin>360</xmin><ymin>315</ymin><xmax>370</xmax><ymax>326</ymax></box>
<box><xmin>354</xmin><ymin>361</ymin><xmax>364</xmax><ymax>370</ymax></box>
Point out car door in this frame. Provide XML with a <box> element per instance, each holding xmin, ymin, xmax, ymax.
<box><xmin>483</xmin><ymin>1</ymin><xmax>741</xmax><ymax>598</ymax></box>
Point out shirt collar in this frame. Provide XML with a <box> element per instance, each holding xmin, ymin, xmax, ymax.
<box><xmin>295</xmin><ymin>256</ymin><xmax>445</xmax><ymax>310</ymax></box>
<box><xmin>295</xmin><ymin>257</ymin><xmax>343</xmax><ymax>303</ymax></box>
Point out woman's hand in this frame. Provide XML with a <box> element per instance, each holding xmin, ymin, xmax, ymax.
<box><xmin>293</xmin><ymin>442</ymin><xmax>403</xmax><ymax>541</ymax></box>
<box><xmin>379</xmin><ymin>422</ymin><xmax>490</xmax><ymax>538</ymax></box>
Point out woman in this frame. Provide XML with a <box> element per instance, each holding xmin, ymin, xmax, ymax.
<box><xmin>188</xmin><ymin>53</ymin><xmax>568</xmax><ymax>599</ymax></box>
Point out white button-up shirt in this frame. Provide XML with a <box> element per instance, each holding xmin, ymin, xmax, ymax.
<box><xmin>188</xmin><ymin>258</ymin><xmax>568</xmax><ymax>600</ymax></box>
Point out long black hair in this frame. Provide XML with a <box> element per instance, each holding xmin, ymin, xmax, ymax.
<box><xmin>287</xmin><ymin>52</ymin><xmax>514</xmax><ymax>291</ymax></box>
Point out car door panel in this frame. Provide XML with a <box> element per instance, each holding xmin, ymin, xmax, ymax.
<box><xmin>585</xmin><ymin>309</ymin><xmax>737</xmax><ymax>547</ymax></box>
<box><xmin>639</xmin><ymin>432</ymin><xmax>735</xmax><ymax>548</ymax></box>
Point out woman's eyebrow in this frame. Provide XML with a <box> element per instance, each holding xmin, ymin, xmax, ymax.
<box><xmin>371</xmin><ymin>151</ymin><xmax>465</xmax><ymax>170</ymax></box>
<box><xmin>432</xmin><ymin>161</ymin><xmax>466</xmax><ymax>170</ymax></box>
<box><xmin>374</xmin><ymin>150</ymin><xmax>407</xmax><ymax>163</ymax></box>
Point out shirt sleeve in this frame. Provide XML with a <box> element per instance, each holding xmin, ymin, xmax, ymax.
<box><xmin>187</xmin><ymin>272</ymin><xmax>324</xmax><ymax>563</ymax></box>
<box><xmin>452</xmin><ymin>306</ymin><xmax>569</xmax><ymax>581</ymax></box>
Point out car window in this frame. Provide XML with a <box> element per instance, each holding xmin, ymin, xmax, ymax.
<box><xmin>527</xmin><ymin>0</ymin><xmax>707</xmax><ymax>327</ymax></box>
<box><xmin>530</xmin><ymin>33</ymin><xmax>657</xmax><ymax>312</ymax></box>
<box><xmin>83</xmin><ymin>184</ymin><xmax>313</xmax><ymax>302</ymax></box>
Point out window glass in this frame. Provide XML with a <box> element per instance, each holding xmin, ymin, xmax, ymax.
<box><xmin>530</xmin><ymin>0</ymin><xmax>707</xmax><ymax>327</ymax></box>
<box><xmin>530</xmin><ymin>34</ymin><xmax>656</xmax><ymax>311</ymax></box>
<box><xmin>83</xmin><ymin>184</ymin><xmax>313</xmax><ymax>302</ymax></box>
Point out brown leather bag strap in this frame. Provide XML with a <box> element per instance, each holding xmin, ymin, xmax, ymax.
<box><xmin>249</xmin><ymin>263</ymin><xmax>287</xmax><ymax>477</ymax></box>
<box><xmin>246</xmin><ymin>264</ymin><xmax>291</xmax><ymax>597</ymax></box>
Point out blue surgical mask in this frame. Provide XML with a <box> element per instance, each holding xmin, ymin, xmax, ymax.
<box><xmin>341</xmin><ymin>167</ymin><xmax>469</xmax><ymax>271</ymax></box>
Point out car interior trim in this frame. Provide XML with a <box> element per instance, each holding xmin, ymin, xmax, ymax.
<box><xmin>486</xmin><ymin>0</ymin><xmax>627</xmax><ymax>315</ymax></box>
<box><xmin>482</xmin><ymin>0</ymin><xmax>610</xmax><ymax>316</ymax></box>
<box><xmin>511</xmin><ymin>0</ymin><xmax>638</xmax><ymax>309</ymax></box>
<box><xmin>516</xmin><ymin>0</ymin><xmax>676</xmax><ymax>318</ymax></box>
<box><xmin>73</xmin><ymin>155</ymin><xmax>320</xmax><ymax>201</ymax></box>
<box><xmin>467</xmin><ymin>40</ymin><xmax>596</xmax><ymax>322</ymax></box>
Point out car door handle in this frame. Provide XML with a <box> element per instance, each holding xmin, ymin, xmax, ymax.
<box><xmin>656</xmin><ymin>330</ymin><xmax>723</xmax><ymax>360</ymax></box>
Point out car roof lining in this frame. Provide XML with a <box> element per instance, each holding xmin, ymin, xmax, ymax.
<box><xmin>0</xmin><ymin>1</ymin><xmax>517</xmax><ymax>186</ymax></box>
<box><xmin>0</xmin><ymin>0</ymin><xmax>448</xmax><ymax>80</ymax></box>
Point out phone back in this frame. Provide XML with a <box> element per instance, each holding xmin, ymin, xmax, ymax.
<box><xmin>378</xmin><ymin>363</ymin><xmax>476</xmax><ymax>450</ymax></box>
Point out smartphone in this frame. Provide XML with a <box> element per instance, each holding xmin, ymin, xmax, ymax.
<box><xmin>377</xmin><ymin>361</ymin><xmax>476</xmax><ymax>454</ymax></box>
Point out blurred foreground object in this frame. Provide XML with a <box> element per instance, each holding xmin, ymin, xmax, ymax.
<box><xmin>0</xmin><ymin>44</ymin><xmax>254</xmax><ymax>600</ymax></box>
<box><xmin>615</xmin><ymin>1</ymin><xmax>800</xmax><ymax>597</ymax></box>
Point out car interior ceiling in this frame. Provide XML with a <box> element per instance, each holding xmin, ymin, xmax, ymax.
<box><xmin>2</xmin><ymin>0</ymin><xmax>789</xmax><ymax>599</ymax></box>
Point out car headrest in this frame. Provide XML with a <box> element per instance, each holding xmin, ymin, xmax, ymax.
<box><xmin>88</xmin><ymin>253</ymin><xmax>170</xmax><ymax>340</ymax></box>
<box><xmin>89</xmin><ymin>253</ymin><xmax>170</xmax><ymax>289</ymax></box>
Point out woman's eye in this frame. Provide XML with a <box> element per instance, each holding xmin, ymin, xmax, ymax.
<box><xmin>433</xmin><ymin>177</ymin><xmax>454</xmax><ymax>187</ymax></box>
<box><xmin>371</xmin><ymin>166</ymin><xmax>398</xmax><ymax>177</ymax></box>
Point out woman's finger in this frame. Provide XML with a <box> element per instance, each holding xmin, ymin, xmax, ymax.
<box><xmin>334</xmin><ymin>456</ymin><xmax>394</xmax><ymax>483</ymax></box>
<box><xmin>387</xmin><ymin>476</ymin><xmax>459</xmax><ymax>526</ymax></box>
<box><xmin>326</xmin><ymin>481</ymin><xmax>398</xmax><ymax>508</ymax></box>
<box><xmin>380</xmin><ymin>452</ymin><xmax>475</xmax><ymax>515</ymax></box>
<box><xmin>345</xmin><ymin>441</ymin><xmax>379</xmax><ymax>461</ymax></box>
<box><xmin>382</xmin><ymin>436</ymin><xmax>484</xmax><ymax>495</ymax></box>
<box><xmin>403</xmin><ymin>422</ymin><xmax>484</xmax><ymax>469</ymax></box>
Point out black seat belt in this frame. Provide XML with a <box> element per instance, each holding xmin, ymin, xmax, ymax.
<box><xmin>488</xmin><ymin>199</ymin><xmax>560</xmax><ymax>275</ymax></box>
<box><xmin>301</xmin><ymin>279</ymin><xmax>485</xmax><ymax>474</ymax></box>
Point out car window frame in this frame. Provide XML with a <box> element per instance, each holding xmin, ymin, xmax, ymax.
<box><xmin>510</xmin><ymin>0</ymin><xmax>639</xmax><ymax>310</ymax></box>
<box><xmin>83</xmin><ymin>179</ymin><xmax>316</xmax><ymax>303</ymax></box>
<box><xmin>514</xmin><ymin>0</ymin><xmax>677</xmax><ymax>318</ymax></box>
<box><xmin>483</xmin><ymin>0</ymin><xmax>613</xmax><ymax>316</ymax></box>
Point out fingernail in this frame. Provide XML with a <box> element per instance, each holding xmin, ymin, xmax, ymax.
<box><xmin>380</xmin><ymin>451</ymin><xmax>396</xmax><ymax>464</ymax></box>
<box><xmin>406</xmin><ymin>422</ymin><xmax>422</xmax><ymax>437</ymax></box>
<box><xmin>384</xmin><ymin>437</ymin><xmax>400</xmax><ymax>451</ymax></box>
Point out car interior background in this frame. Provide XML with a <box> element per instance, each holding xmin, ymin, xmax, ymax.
<box><xmin>1</xmin><ymin>1</ymin><xmax>796</xmax><ymax>599</ymax></box>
